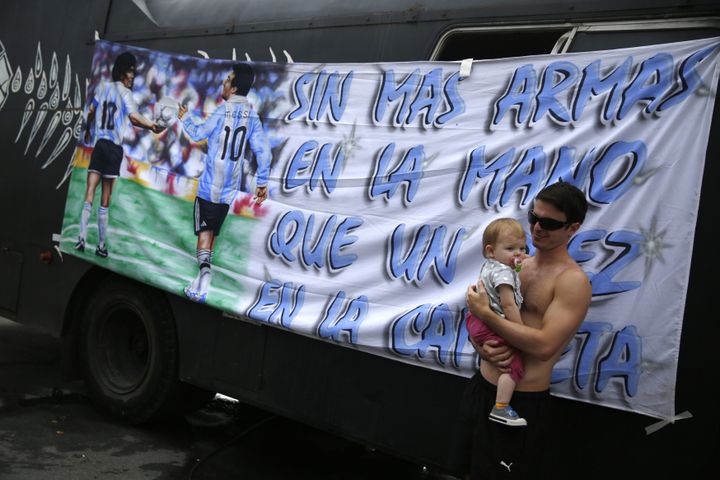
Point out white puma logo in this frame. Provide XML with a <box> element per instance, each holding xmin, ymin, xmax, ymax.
<box><xmin>500</xmin><ymin>460</ymin><xmax>513</xmax><ymax>472</ymax></box>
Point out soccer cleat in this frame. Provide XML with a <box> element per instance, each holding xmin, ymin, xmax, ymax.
<box><xmin>489</xmin><ymin>405</ymin><xmax>527</xmax><ymax>427</ymax></box>
<box><xmin>95</xmin><ymin>245</ymin><xmax>108</xmax><ymax>258</ymax></box>
<box><xmin>184</xmin><ymin>286</ymin><xmax>207</xmax><ymax>304</ymax></box>
<box><xmin>74</xmin><ymin>238</ymin><xmax>85</xmax><ymax>252</ymax></box>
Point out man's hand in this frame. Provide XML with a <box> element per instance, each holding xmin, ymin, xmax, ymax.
<box><xmin>84</xmin><ymin>105</ymin><xmax>95</xmax><ymax>145</ymax></box>
<box><xmin>151</xmin><ymin>123</ymin><xmax>166</xmax><ymax>134</ymax></box>
<box><xmin>477</xmin><ymin>339</ymin><xmax>515</xmax><ymax>373</ymax></box>
<box><xmin>466</xmin><ymin>282</ymin><xmax>492</xmax><ymax>320</ymax></box>
<box><xmin>178</xmin><ymin>104</ymin><xmax>187</xmax><ymax>120</ymax></box>
<box><xmin>254</xmin><ymin>185</ymin><xmax>268</xmax><ymax>205</ymax></box>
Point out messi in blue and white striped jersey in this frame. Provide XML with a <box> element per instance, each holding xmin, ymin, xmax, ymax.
<box><xmin>181</xmin><ymin>93</ymin><xmax>270</xmax><ymax>205</ymax></box>
<box><xmin>179</xmin><ymin>63</ymin><xmax>271</xmax><ymax>304</ymax></box>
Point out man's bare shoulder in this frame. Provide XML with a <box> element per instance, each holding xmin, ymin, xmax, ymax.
<box><xmin>556</xmin><ymin>263</ymin><xmax>592</xmax><ymax>302</ymax></box>
<box><xmin>559</xmin><ymin>262</ymin><xmax>590</xmax><ymax>282</ymax></box>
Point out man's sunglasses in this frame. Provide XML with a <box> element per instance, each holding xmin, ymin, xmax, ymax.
<box><xmin>528</xmin><ymin>210</ymin><xmax>571</xmax><ymax>231</ymax></box>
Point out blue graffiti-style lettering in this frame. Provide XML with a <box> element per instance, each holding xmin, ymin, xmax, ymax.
<box><xmin>552</xmin><ymin>322</ymin><xmax>612</xmax><ymax>390</ymax></box>
<box><xmin>286</xmin><ymin>73</ymin><xmax>313</xmax><ymax>122</ymax></box>
<box><xmin>589</xmin><ymin>140</ymin><xmax>646</xmax><ymax>205</ymax></box>
<box><xmin>323</xmin><ymin>71</ymin><xmax>353</xmax><ymax>122</ymax></box>
<box><xmin>533</xmin><ymin>61</ymin><xmax>579</xmax><ymax>124</ymax></box>
<box><xmin>417</xmin><ymin>225</ymin><xmax>465</xmax><ymax>284</ymax></box>
<box><xmin>246</xmin><ymin>280</ymin><xmax>305</xmax><ymax>328</ymax></box>
<box><xmin>374</xmin><ymin>69</ymin><xmax>421</xmax><ymax>125</ymax></box>
<box><xmin>568</xmin><ymin>229</ymin><xmax>605</xmax><ymax>265</ymax></box>
<box><xmin>454</xmin><ymin>307</ymin><xmax>473</xmax><ymax>368</ymax></box>
<box><xmin>391</xmin><ymin>303</ymin><xmax>460</xmax><ymax>366</ymax></box>
<box><xmin>300</xmin><ymin>214</ymin><xmax>337</xmax><ymax>269</ymax></box>
<box><xmin>551</xmin><ymin>321</ymin><xmax>640</xmax><ymax>396</ymax></box>
<box><xmin>406</xmin><ymin>68</ymin><xmax>443</xmax><ymax>126</ymax></box>
<box><xmin>545</xmin><ymin>146</ymin><xmax>597</xmax><ymax>188</ymax></box>
<box><xmin>373</xmin><ymin>69</ymin><xmax>420</xmax><ymax>125</ymax></box>
<box><xmin>492</xmin><ymin>44</ymin><xmax>719</xmax><ymax>126</ymax></box>
<box><xmin>388</xmin><ymin>224</ymin><xmax>430</xmax><ymax>281</ymax></box>
<box><xmin>329</xmin><ymin>216</ymin><xmax>363</xmax><ymax>270</ymax></box>
<box><xmin>551</xmin><ymin>342</ymin><xmax>575</xmax><ymax>385</ymax></box>
<box><xmin>369</xmin><ymin>143</ymin><xmax>424</xmax><ymax>204</ymax></box>
<box><xmin>317</xmin><ymin>291</ymin><xmax>368</xmax><ymax>344</ymax></box>
<box><xmin>374</xmin><ymin>68</ymin><xmax>465</xmax><ymax>127</ymax></box>
<box><xmin>269</xmin><ymin>210</ymin><xmax>305</xmax><ymax>263</ymax></box>
<box><xmin>572</xmin><ymin>57</ymin><xmax>632</xmax><ymax>123</ymax></box>
<box><xmin>458</xmin><ymin>146</ymin><xmax>515</xmax><ymax>206</ymax></box>
<box><xmin>460</xmin><ymin>140</ymin><xmax>645</xmax><ymax>209</ymax></box>
<box><xmin>269</xmin><ymin>210</ymin><xmax>363</xmax><ymax>272</ymax></box>
<box><xmin>659</xmin><ymin>43</ymin><xmax>720</xmax><ymax>111</ymax></box>
<box><xmin>284</xmin><ymin>140</ymin><xmax>344</xmax><ymax>195</ymax></box>
<box><xmin>436</xmin><ymin>71</ymin><xmax>465</xmax><ymax>126</ymax></box>
<box><xmin>569</xmin><ymin>229</ymin><xmax>643</xmax><ymax>296</ymax></box>
<box><xmin>574</xmin><ymin>321</ymin><xmax>614</xmax><ymax>390</ymax></box>
<box><xmin>286</xmin><ymin>70</ymin><xmax>353</xmax><ymax>123</ymax></box>
<box><xmin>618</xmin><ymin>53</ymin><xmax>674</xmax><ymax>120</ymax></box>
<box><xmin>285</xmin><ymin>140</ymin><xmax>316</xmax><ymax>190</ymax></box>
<box><xmin>388</xmin><ymin>224</ymin><xmax>464</xmax><ymax>285</ymax></box>
<box><xmin>596</xmin><ymin>325</ymin><xmax>642</xmax><ymax>397</ymax></box>
<box><xmin>492</xmin><ymin>64</ymin><xmax>537</xmax><ymax>127</ymax></box>
<box><xmin>500</xmin><ymin>146</ymin><xmax>549</xmax><ymax>207</ymax></box>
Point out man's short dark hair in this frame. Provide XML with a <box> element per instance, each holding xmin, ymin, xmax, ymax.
<box><xmin>534</xmin><ymin>181</ymin><xmax>588</xmax><ymax>224</ymax></box>
<box><xmin>111</xmin><ymin>52</ymin><xmax>137</xmax><ymax>82</ymax></box>
<box><xmin>231</xmin><ymin>63</ymin><xmax>255</xmax><ymax>96</ymax></box>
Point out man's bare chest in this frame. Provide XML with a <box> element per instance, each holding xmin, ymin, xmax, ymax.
<box><xmin>520</xmin><ymin>268</ymin><xmax>556</xmax><ymax>318</ymax></box>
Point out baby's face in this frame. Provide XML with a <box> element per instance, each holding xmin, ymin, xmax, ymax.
<box><xmin>491</xmin><ymin>232</ymin><xmax>526</xmax><ymax>268</ymax></box>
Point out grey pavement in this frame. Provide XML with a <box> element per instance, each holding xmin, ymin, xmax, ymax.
<box><xmin>0</xmin><ymin>317</ymin><xmax>455</xmax><ymax>479</ymax></box>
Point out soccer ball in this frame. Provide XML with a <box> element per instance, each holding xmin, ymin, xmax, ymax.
<box><xmin>153</xmin><ymin>96</ymin><xmax>178</xmax><ymax>127</ymax></box>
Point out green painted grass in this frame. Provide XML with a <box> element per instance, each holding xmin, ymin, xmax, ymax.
<box><xmin>60</xmin><ymin>166</ymin><xmax>256</xmax><ymax>312</ymax></box>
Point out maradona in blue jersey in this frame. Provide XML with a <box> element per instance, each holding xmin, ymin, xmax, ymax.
<box><xmin>90</xmin><ymin>80</ymin><xmax>139</xmax><ymax>147</ymax></box>
<box><xmin>76</xmin><ymin>51</ymin><xmax>163</xmax><ymax>258</ymax></box>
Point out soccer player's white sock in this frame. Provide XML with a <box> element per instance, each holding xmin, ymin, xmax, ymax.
<box><xmin>98</xmin><ymin>207</ymin><xmax>108</xmax><ymax>248</ymax></box>
<box><xmin>79</xmin><ymin>202</ymin><xmax>92</xmax><ymax>240</ymax></box>
<box><xmin>197</xmin><ymin>249</ymin><xmax>212</xmax><ymax>293</ymax></box>
<box><xmin>198</xmin><ymin>270</ymin><xmax>212</xmax><ymax>294</ymax></box>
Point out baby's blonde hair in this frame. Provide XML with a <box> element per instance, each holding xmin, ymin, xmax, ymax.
<box><xmin>482</xmin><ymin>218</ymin><xmax>525</xmax><ymax>258</ymax></box>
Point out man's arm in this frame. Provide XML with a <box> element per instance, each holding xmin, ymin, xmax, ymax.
<box><xmin>128</xmin><ymin>112</ymin><xmax>164</xmax><ymax>134</ymax></box>
<box><xmin>178</xmin><ymin>105</ymin><xmax>221</xmax><ymax>142</ymax></box>
<box><xmin>84</xmin><ymin>103</ymin><xmax>96</xmax><ymax>144</ymax></box>
<box><xmin>254</xmin><ymin>185</ymin><xmax>268</xmax><ymax>205</ymax></box>
<box><xmin>497</xmin><ymin>284</ymin><xmax>522</xmax><ymax>325</ymax></box>
<box><xmin>472</xmin><ymin>337</ymin><xmax>515</xmax><ymax>373</ymax></box>
<box><xmin>467</xmin><ymin>269</ymin><xmax>591</xmax><ymax>360</ymax></box>
<box><xmin>248</xmin><ymin>113</ymin><xmax>271</xmax><ymax>205</ymax></box>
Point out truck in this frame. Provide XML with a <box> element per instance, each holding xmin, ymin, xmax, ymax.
<box><xmin>1</xmin><ymin>0</ymin><xmax>718</xmax><ymax>477</ymax></box>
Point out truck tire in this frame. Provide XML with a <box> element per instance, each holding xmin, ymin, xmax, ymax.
<box><xmin>79</xmin><ymin>276</ymin><xmax>182</xmax><ymax>424</ymax></box>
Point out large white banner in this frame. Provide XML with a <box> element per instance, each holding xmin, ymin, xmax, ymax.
<box><xmin>63</xmin><ymin>37</ymin><xmax>720</xmax><ymax>420</ymax></box>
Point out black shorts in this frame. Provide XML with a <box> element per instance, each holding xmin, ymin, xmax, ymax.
<box><xmin>88</xmin><ymin>138</ymin><xmax>124</xmax><ymax>178</ymax></box>
<box><xmin>194</xmin><ymin>197</ymin><xmax>230</xmax><ymax>236</ymax></box>
<box><xmin>449</xmin><ymin>372</ymin><xmax>552</xmax><ymax>479</ymax></box>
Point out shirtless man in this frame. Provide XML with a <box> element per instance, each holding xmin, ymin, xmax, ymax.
<box><xmin>452</xmin><ymin>181</ymin><xmax>592</xmax><ymax>479</ymax></box>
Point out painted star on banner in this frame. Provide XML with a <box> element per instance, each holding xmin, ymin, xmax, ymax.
<box><xmin>340</xmin><ymin>121</ymin><xmax>362</xmax><ymax>160</ymax></box>
<box><xmin>638</xmin><ymin>217</ymin><xmax>671</xmax><ymax>277</ymax></box>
